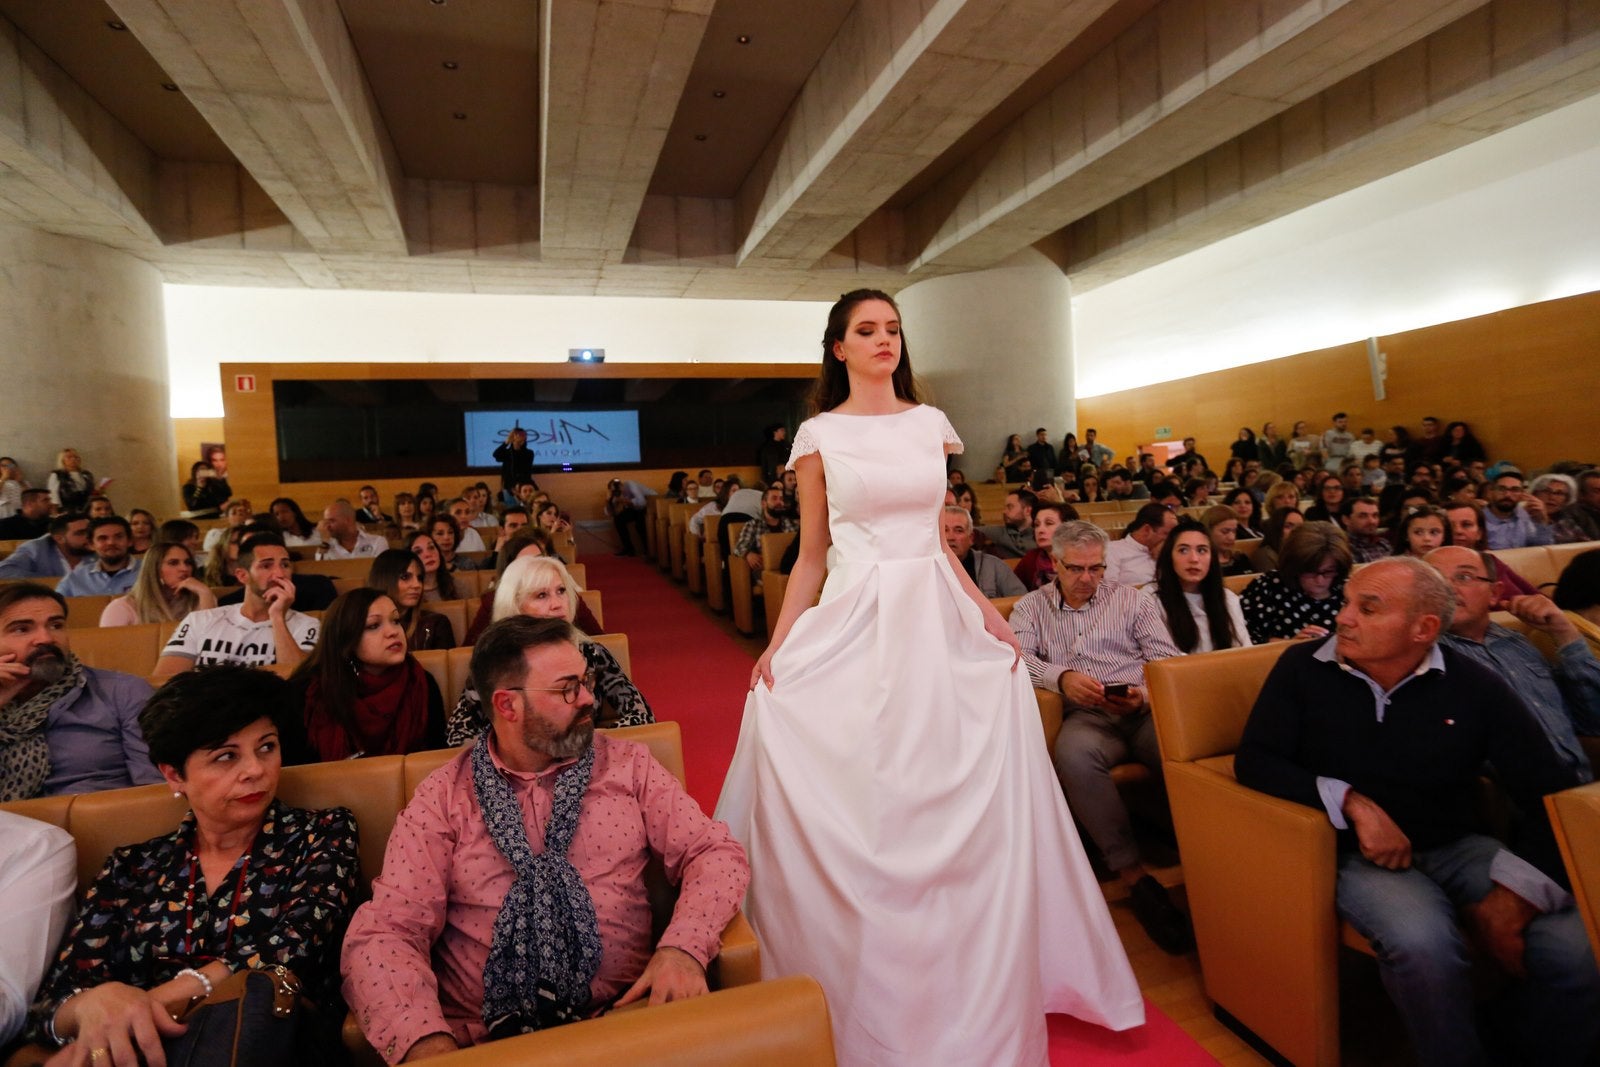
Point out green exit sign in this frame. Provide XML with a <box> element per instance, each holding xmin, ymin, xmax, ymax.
<box><xmin>1154</xmin><ymin>426</ymin><xmax>1172</xmax><ymax>437</ymax></box>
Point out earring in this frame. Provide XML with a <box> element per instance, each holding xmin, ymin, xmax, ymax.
<box><xmin>173</xmin><ymin>791</ymin><xmax>184</xmax><ymax>799</ymax></box>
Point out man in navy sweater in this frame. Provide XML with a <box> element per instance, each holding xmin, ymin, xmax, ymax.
<box><xmin>1237</xmin><ymin>556</ymin><xmax>1600</xmax><ymax>1066</ymax></box>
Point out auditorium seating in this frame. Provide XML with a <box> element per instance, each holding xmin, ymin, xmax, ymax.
<box><xmin>420</xmin><ymin>633</ymin><xmax>632</xmax><ymax>708</ymax></box>
<box><xmin>0</xmin><ymin>723</ymin><xmax>800</xmax><ymax>1067</ymax></box>
<box><xmin>1548</xmin><ymin>780</ymin><xmax>1600</xmax><ymax>963</ymax></box>
<box><xmin>61</xmin><ymin>595</ymin><xmax>114</xmax><ymax>627</ymax></box>
<box><xmin>703</xmin><ymin>516</ymin><xmax>735</xmax><ymax>613</ymax></box>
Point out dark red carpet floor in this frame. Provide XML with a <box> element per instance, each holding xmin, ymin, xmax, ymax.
<box><xmin>580</xmin><ymin>551</ymin><xmax>1219</xmax><ymax>1066</ymax></box>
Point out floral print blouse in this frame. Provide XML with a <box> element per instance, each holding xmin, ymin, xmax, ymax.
<box><xmin>29</xmin><ymin>802</ymin><xmax>360</xmax><ymax>1038</ymax></box>
<box><xmin>445</xmin><ymin>641</ymin><xmax>653</xmax><ymax>746</ymax></box>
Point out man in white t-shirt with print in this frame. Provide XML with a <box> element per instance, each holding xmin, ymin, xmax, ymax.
<box><xmin>153</xmin><ymin>534</ymin><xmax>318</xmax><ymax>679</ymax></box>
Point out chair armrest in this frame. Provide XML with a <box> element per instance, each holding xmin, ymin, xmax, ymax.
<box><xmin>710</xmin><ymin>910</ymin><xmax>761</xmax><ymax>989</ymax></box>
<box><xmin>1166</xmin><ymin>759</ymin><xmax>1341</xmax><ymax>1067</ymax></box>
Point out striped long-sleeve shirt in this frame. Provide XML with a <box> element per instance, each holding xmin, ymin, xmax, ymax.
<box><xmin>1009</xmin><ymin>580</ymin><xmax>1182</xmax><ymax>695</ymax></box>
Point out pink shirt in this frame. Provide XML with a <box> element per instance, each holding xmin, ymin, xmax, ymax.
<box><xmin>340</xmin><ymin>734</ymin><xmax>749</xmax><ymax>1064</ymax></box>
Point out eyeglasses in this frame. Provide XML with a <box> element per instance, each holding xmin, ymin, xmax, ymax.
<box><xmin>505</xmin><ymin>670</ymin><xmax>596</xmax><ymax>706</ymax></box>
<box><xmin>1307</xmin><ymin>567</ymin><xmax>1342</xmax><ymax>579</ymax></box>
<box><xmin>1058</xmin><ymin>564</ymin><xmax>1107</xmax><ymax>577</ymax></box>
<box><xmin>1446</xmin><ymin>572</ymin><xmax>1495</xmax><ymax>586</ymax></box>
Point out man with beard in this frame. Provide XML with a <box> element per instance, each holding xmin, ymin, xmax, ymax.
<box><xmin>0</xmin><ymin>513</ymin><xmax>90</xmax><ymax>580</ymax></box>
<box><xmin>0</xmin><ymin>583</ymin><xmax>160</xmax><ymax>801</ymax></box>
<box><xmin>55</xmin><ymin>516</ymin><xmax>141</xmax><ymax>597</ymax></box>
<box><xmin>342</xmin><ymin>617</ymin><xmax>749</xmax><ymax>1062</ymax></box>
<box><xmin>1483</xmin><ymin>470</ymin><xmax>1555</xmax><ymax>549</ymax></box>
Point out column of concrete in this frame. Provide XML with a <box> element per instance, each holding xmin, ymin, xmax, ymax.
<box><xmin>1</xmin><ymin>225</ymin><xmax>177</xmax><ymax>518</ymax></box>
<box><xmin>896</xmin><ymin>247</ymin><xmax>1076</xmax><ymax>482</ymax></box>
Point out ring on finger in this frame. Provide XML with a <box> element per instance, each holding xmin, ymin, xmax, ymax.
<box><xmin>89</xmin><ymin>1050</ymin><xmax>110</xmax><ymax>1063</ymax></box>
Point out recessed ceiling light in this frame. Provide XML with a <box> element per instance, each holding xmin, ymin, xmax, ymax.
<box><xmin>453</xmin><ymin>112</ymin><xmax>467</xmax><ymax>120</ymax></box>
<box><xmin>442</xmin><ymin>60</ymin><xmax>458</xmax><ymax>70</ymax></box>
<box><xmin>736</xmin><ymin>34</ymin><xmax>751</xmax><ymax>44</ymax></box>
<box><xmin>161</xmin><ymin>83</ymin><xmax>179</xmax><ymax>92</ymax></box>
<box><xmin>712</xmin><ymin>89</ymin><xmax>726</xmax><ymax>98</ymax></box>
<box><xmin>429</xmin><ymin>0</ymin><xmax>446</xmax><ymax>5</ymax></box>
<box><xmin>106</xmin><ymin>19</ymin><xmax>127</xmax><ymax>31</ymax></box>
<box><xmin>694</xmin><ymin>133</ymin><xmax>708</xmax><ymax>141</ymax></box>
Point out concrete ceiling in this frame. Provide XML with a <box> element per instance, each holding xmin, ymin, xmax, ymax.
<box><xmin>0</xmin><ymin>0</ymin><xmax>1596</xmax><ymax>299</ymax></box>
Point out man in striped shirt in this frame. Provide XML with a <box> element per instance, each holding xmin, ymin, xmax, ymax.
<box><xmin>1009</xmin><ymin>520</ymin><xmax>1192</xmax><ymax>954</ymax></box>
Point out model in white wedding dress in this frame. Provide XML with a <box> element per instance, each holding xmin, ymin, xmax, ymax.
<box><xmin>715</xmin><ymin>292</ymin><xmax>1142</xmax><ymax>1066</ymax></box>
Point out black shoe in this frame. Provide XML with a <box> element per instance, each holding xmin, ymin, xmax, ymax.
<box><xmin>1128</xmin><ymin>876</ymin><xmax>1194</xmax><ymax>955</ymax></box>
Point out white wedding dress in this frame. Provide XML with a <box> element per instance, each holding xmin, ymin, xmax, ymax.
<box><xmin>716</xmin><ymin>405</ymin><xmax>1143</xmax><ymax>1066</ymax></box>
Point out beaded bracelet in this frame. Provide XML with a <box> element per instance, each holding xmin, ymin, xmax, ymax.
<box><xmin>176</xmin><ymin>967</ymin><xmax>214</xmax><ymax>999</ymax></box>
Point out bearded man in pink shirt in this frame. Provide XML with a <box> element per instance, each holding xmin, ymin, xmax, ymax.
<box><xmin>341</xmin><ymin>616</ymin><xmax>749</xmax><ymax>1063</ymax></box>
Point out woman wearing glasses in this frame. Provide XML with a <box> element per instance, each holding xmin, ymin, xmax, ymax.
<box><xmin>444</xmin><ymin>555</ymin><xmax>652</xmax><ymax>745</ymax></box>
<box><xmin>1240</xmin><ymin>521</ymin><xmax>1353</xmax><ymax>643</ymax></box>
<box><xmin>718</xmin><ymin>290</ymin><xmax>1141</xmax><ymax>1066</ymax></box>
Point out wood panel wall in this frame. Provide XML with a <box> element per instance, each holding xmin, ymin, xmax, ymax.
<box><xmin>214</xmin><ymin>362</ymin><xmax>811</xmax><ymax>521</ymax></box>
<box><xmin>1075</xmin><ymin>290</ymin><xmax>1600</xmax><ymax>474</ymax></box>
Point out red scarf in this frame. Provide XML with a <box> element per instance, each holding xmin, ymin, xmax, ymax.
<box><xmin>304</xmin><ymin>658</ymin><xmax>431</xmax><ymax>760</ymax></box>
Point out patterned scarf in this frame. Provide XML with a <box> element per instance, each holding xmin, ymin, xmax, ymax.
<box><xmin>0</xmin><ymin>652</ymin><xmax>83</xmax><ymax>802</ymax></box>
<box><xmin>473</xmin><ymin>733</ymin><xmax>602</xmax><ymax>1038</ymax></box>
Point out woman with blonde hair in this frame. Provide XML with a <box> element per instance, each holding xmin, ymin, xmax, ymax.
<box><xmin>443</xmin><ymin>554</ymin><xmax>653</xmax><ymax>743</ymax></box>
<box><xmin>47</xmin><ymin>448</ymin><xmax>95</xmax><ymax>512</ymax></box>
<box><xmin>1263</xmin><ymin>478</ymin><xmax>1301</xmax><ymax>517</ymax></box>
<box><xmin>100</xmin><ymin>541</ymin><xmax>217</xmax><ymax>626</ymax></box>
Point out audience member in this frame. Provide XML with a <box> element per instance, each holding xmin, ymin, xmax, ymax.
<box><xmin>1393</xmin><ymin>505</ymin><xmax>1452</xmax><ymax>559</ymax></box>
<box><xmin>731</xmin><ymin>484</ymin><xmax>799</xmax><ymax>596</ymax></box>
<box><xmin>408</xmin><ymin>532</ymin><xmax>457</xmax><ymax>603</ymax></box>
<box><xmin>977</xmin><ymin>488</ymin><xmax>1037</xmax><ymax>559</ymax></box>
<box><xmin>1262</xmin><ymin>480</ymin><xmax>1301</xmax><ymax>518</ymax></box>
<box><xmin>1340</xmin><ymin>497</ymin><xmax>1391</xmax><ymax>564</ymax></box>
<box><xmin>46</xmin><ymin>449</ymin><xmax>95</xmax><ymax>513</ymax></box>
<box><xmin>950</xmin><ymin>483</ymin><xmax>981</xmax><ymax>525</ymax></box>
<box><xmin>1102</xmin><ymin>467</ymin><xmax>1150</xmax><ymax>502</ymax></box>
<box><xmin>99</xmin><ymin>541</ymin><xmax>215</xmax><ymax>626</ymax></box>
<box><xmin>1253</xmin><ymin>506</ymin><xmax>1304</xmax><ymax>572</ymax></box>
<box><xmin>201</xmin><ymin>523</ymin><xmax>248</xmax><ymax>588</ymax></box>
<box><xmin>1442</xmin><ymin>420</ymin><xmax>1487</xmax><ymax>463</ymax></box>
<box><xmin>1429</xmin><ymin>547</ymin><xmax>1600</xmax><ymax>782</ymax></box>
<box><xmin>368</xmin><ymin>548</ymin><xmax>456</xmax><ymax>651</ymax></box>
<box><xmin>941</xmin><ymin>506</ymin><xmax>1025</xmax><ymax>598</ymax></box>
<box><xmin>1287</xmin><ymin>421</ymin><xmax>1318</xmax><ymax>469</ymax></box>
<box><xmin>28</xmin><ymin>667</ymin><xmax>359</xmax><ymax>1061</ymax></box>
<box><xmin>1479</xmin><ymin>471</ymin><xmax>1554</xmax><ymax>549</ymax></box>
<box><xmin>1411</xmin><ymin>415</ymin><xmax>1446</xmax><ymax>465</ymax></box>
<box><xmin>354</xmin><ymin>485</ymin><xmax>392</xmax><ymax>525</ymax></box>
<box><xmin>1152</xmin><ymin>518</ymin><xmax>1251</xmax><ymax>653</ymax></box>
<box><xmin>1380</xmin><ymin>425</ymin><xmax>1411</xmax><ymax>466</ymax></box>
<box><xmin>998</xmin><ymin>434</ymin><xmax>1030</xmax><ymax>483</ymax></box>
<box><xmin>394</xmin><ymin>491</ymin><xmax>422</xmax><ymax>534</ymax></box>
<box><xmin>1531</xmin><ymin>473</ymin><xmax>1577</xmax><ymax>517</ymax></box>
<box><xmin>0</xmin><ymin>514</ymin><xmax>89</xmax><ymax>580</ymax></box>
<box><xmin>1554</xmin><ymin>470</ymin><xmax>1600</xmax><ymax>544</ymax></box>
<box><xmin>0</xmin><ymin>583</ymin><xmax>160</xmax><ymax>801</ymax></box>
<box><xmin>318</xmin><ymin>499</ymin><xmax>390</xmax><ymax>560</ymax></box>
<box><xmin>1014</xmin><ymin>503</ymin><xmax>1077</xmax><ymax>591</ymax></box>
<box><xmin>179</xmin><ymin>460</ymin><xmax>230</xmax><ymax>517</ymax></box>
<box><xmin>154</xmin><ymin>534</ymin><xmax>318</xmax><ymax>678</ymax></box>
<box><xmin>605</xmin><ymin>478</ymin><xmax>650</xmax><ymax>556</ymax></box>
<box><xmin>156</xmin><ymin>518</ymin><xmax>202</xmax><ymax>558</ymax></box>
<box><xmin>535</xmin><ymin>501</ymin><xmax>576</xmax><ymax>556</ymax></box>
<box><xmin>1349</xmin><ymin>427</ymin><xmax>1383</xmax><ymax>465</ymax></box>
<box><xmin>0</xmin><ymin>488</ymin><xmax>52</xmax><ymax>541</ymax></box>
<box><xmin>1319</xmin><ymin>413</ymin><xmax>1354</xmax><ymax>472</ymax></box>
<box><xmin>0</xmin><ymin>457</ymin><xmax>28</xmax><ymax>521</ymax></box>
<box><xmin>1026</xmin><ymin>428</ymin><xmax>1058</xmax><ymax>479</ymax></box>
<box><xmin>1229</xmin><ymin>428</ymin><xmax>1258</xmax><ymax>464</ymax></box>
<box><xmin>441</xmin><ymin>502</ymin><xmax>488</xmax><ymax>554</ymax></box>
<box><xmin>696</xmin><ymin>470</ymin><xmax>716</xmax><ymax>500</ymax></box>
<box><xmin>463</xmin><ymin>527</ymin><xmax>601</xmax><ymax>646</ymax></box>
<box><xmin>759</xmin><ymin>424</ymin><xmax>791</xmax><ymax>485</ymax></box>
<box><xmin>56</xmin><ymin>516</ymin><xmax>141</xmax><ymax>597</ymax></box>
<box><xmin>1083</xmin><ymin>428</ymin><xmax>1114</xmax><ymax>469</ymax></box>
<box><xmin>201</xmin><ymin>500</ymin><xmax>255</xmax><ymax>559</ymax></box>
<box><xmin>1201</xmin><ymin>505</ymin><xmax>1256</xmax><ymax>577</ymax></box>
<box><xmin>1104</xmin><ymin>503</ymin><xmax>1176</xmax><ymax>589</ymax></box>
<box><xmin>1240</xmin><ymin>521</ymin><xmax>1350</xmax><ymax>642</ymax></box>
<box><xmin>1303</xmin><ymin>477</ymin><xmax>1346</xmax><ymax>524</ymax></box>
<box><xmin>288</xmin><ymin>588</ymin><xmax>447</xmax><ymax>762</ymax></box>
<box><xmin>1009</xmin><ymin>521</ymin><xmax>1191</xmax><ymax>954</ymax></box>
<box><xmin>430</xmin><ymin>514</ymin><xmax>483</xmax><ymax>573</ymax></box>
<box><xmin>85</xmin><ymin>496</ymin><xmax>116</xmax><ymax>520</ymax></box>
<box><xmin>1077</xmin><ymin>470</ymin><xmax>1104</xmax><ymax>503</ymax></box>
<box><xmin>266</xmin><ymin>496</ymin><xmax>321</xmax><ymax>547</ymax></box>
<box><xmin>0</xmin><ymin>809</ymin><xmax>74</xmax><ymax>1046</ymax></box>
<box><xmin>343</xmin><ymin>616</ymin><xmax>746</xmax><ymax>1060</ymax></box>
<box><xmin>126</xmin><ymin>508</ymin><xmax>155</xmax><ymax>555</ymax></box>
<box><xmin>1554</xmin><ymin>550</ymin><xmax>1600</xmax><ymax>631</ymax></box>
<box><xmin>447</xmin><ymin>556</ymin><xmax>647</xmax><ymax>747</ymax></box>
<box><xmin>688</xmin><ymin>478</ymin><xmax>731</xmax><ymax>539</ymax></box>
<box><xmin>492</xmin><ymin>427</ymin><xmax>537</xmax><ymax>502</ymax></box>
<box><xmin>1236</xmin><ymin>557</ymin><xmax>1599</xmax><ymax>1067</ymax></box>
<box><xmin>1224</xmin><ymin>487</ymin><xmax>1264</xmax><ymax>539</ymax></box>
<box><xmin>1171</xmin><ymin>436</ymin><xmax>1207</xmax><ymax>473</ymax></box>
<box><xmin>1256</xmin><ymin>422</ymin><xmax>1287</xmax><ymax>468</ymax></box>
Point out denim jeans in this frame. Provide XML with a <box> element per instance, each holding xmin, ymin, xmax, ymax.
<box><xmin>1336</xmin><ymin>833</ymin><xmax>1600</xmax><ymax>1066</ymax></box>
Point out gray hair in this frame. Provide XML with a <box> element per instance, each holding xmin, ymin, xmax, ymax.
<box><xmin>1051</xmin><ymin>520</ymin><xmax>1109</xmax><ymax>559</ymax></box>
<box><xmin>1531</xmin><ymin>472</ymin><xmax>1578</xmax><ymax>498</ymax></box>
<box><xmin>1362</xmin><ymin>555</ymin><xmax>1456</xmax><ymax>632</ymax></box>
<box><xmin>941</xmin><ymin>505</ymin><xmax>972</xmax><ymax>526</ymax></box>
<box><xmin>493</xmin><ymin>554</ymin><xmax>584</xmax><ymax>632</ymax></box>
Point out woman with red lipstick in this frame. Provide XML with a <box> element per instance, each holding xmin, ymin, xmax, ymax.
<box><xmin>29</xmin><ymin>667</ymin><xmax>359</xmax><ymax>1064</ymax></box>
<box><xmin>1152</xmin><ymin>517</ymin><xmax>1252</xmax><ymax>653</ymax></box>
<box><xmin>289</xmin><ymin>587</ymin><xmax>445</xmax><ymax>763</ymax></box>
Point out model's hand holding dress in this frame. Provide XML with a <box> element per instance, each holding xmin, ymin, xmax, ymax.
<box><xmin>716</xmin><ymin>404</ymin><xmax>1142</xmax><ymax>1066</ymax></box>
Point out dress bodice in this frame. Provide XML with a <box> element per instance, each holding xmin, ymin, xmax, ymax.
<box><xmin>789</xmin><ymin>405</ymin><xmax>960</xmax><ymax>564</ymax></box>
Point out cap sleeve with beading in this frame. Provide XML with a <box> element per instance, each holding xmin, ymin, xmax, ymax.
<box><xmin>785</xmin><ymin>419</ymin><xmax>822</xmax><ymax>470</ymax></box>
<box><xmin>937</xmin><ymin>409</ymin><xmax>964</xmax><ymax>454</ymax></box>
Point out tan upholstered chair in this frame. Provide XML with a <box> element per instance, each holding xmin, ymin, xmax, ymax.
<box><xmin>1548</xmin><ymin>780</ymin><xmax>1600</xmax><ymax>964</ymax></box>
